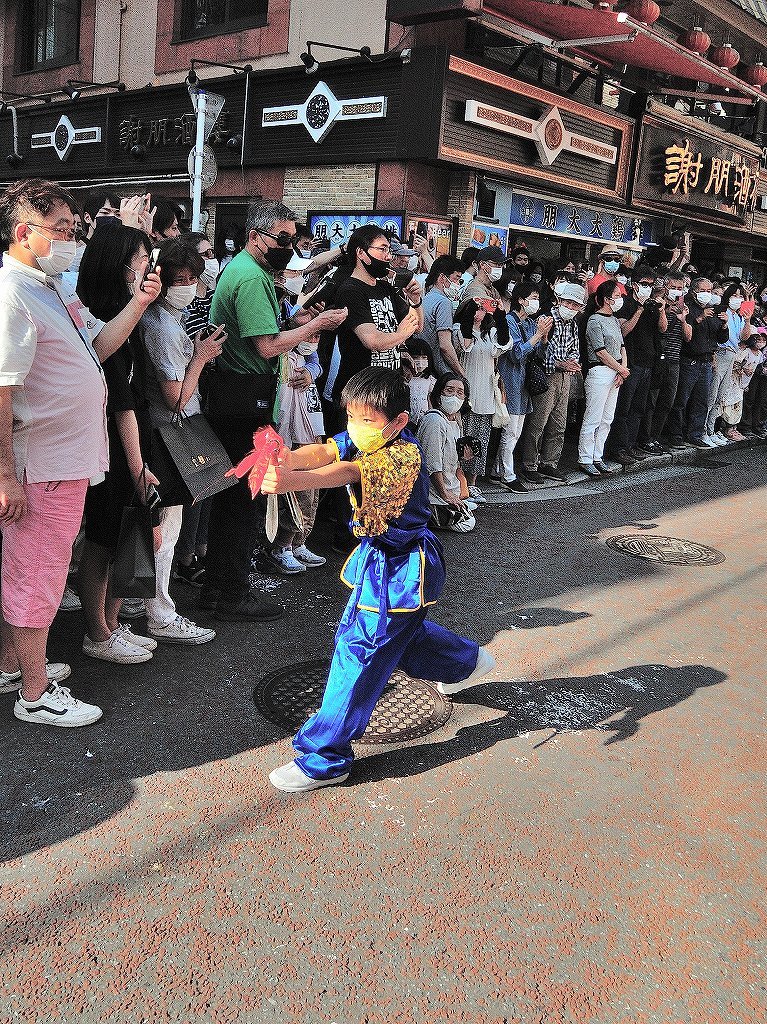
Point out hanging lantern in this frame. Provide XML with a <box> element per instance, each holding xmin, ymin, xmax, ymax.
<box><xmin>709</xmin><ymin>43</ymin><xmax>740</xmax><ymax>70</ymax></box>
<box><xmin>678</xmin><ymin>26</ymin><xmax>711</xmax><ymax>56</ymax></box>
<box><xmin>745</xmin><ymin>61</ymin><xmax>767</xmax><ymax>88</ymax></box>
<box><xmin>623</xmin><ymin>0</ymin><xmax>660</xmax><ymax>25</ymax></box>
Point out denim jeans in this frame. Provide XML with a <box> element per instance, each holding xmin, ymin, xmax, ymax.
<box><xmin>667</xmin><ymin>358</ymin><xmax>713</xmax><ymax>442</ymax></box>
<box><xmin>608</xmin><ymin>364</ymin><xmax>652</xmax><ymax>454</ymax></box>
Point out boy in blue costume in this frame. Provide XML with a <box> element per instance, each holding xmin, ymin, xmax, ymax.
<box><xmin>262</xmin><ymin>367</ymin><xmax>496</xmax><ymax>793</ymax></box>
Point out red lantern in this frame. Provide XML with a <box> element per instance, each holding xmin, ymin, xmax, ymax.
<box><xmin>678</xmin><ymin>27</ymin><xmax>711</xmax><ymax>56</ymax></box>
<box><xmin>623</xmin><ymin>0</ymin><xmax>660</xmax><ymax>25</ymax></box>
<box><xmin>709</xmin><ymin>43</ymin><xmax>740</xmax><ymax>70</ymax></box>
<box><xmin>745</xmin><ymin>61</ymin><xmax>767</xmax><ymax>88</ymax></box>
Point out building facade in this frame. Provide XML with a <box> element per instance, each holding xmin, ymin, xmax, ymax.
<box><xmin>2</xmin><ymin>0</ymin><xmax>767</xmax><ymax>276</ymax></box>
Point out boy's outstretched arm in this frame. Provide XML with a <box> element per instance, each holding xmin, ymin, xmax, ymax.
<box><xmin>262</xmin><ymin>458</ymin><xmax>360</xmax><ymax>495</ymax></box>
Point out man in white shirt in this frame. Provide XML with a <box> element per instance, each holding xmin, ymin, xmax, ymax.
<box><xmin>0</xmin><ymin>179</ymin><xmax>161</xmax><ymax>727</ymax></box>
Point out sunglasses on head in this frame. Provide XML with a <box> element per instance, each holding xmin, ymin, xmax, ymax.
<box><xmin>258</xmin><ymin>229</ymin><xmax>297</xmax><ymax>248</ymax></box>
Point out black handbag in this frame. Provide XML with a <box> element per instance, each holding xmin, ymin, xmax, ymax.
<box><xmin>206</xmin><ymin>367</ymin><xmax>276</xmax><ymax>424</ymax></box>
<box><xmin>153</xmin><ymin>410</ymin><xmax>238</xmax><ymax>506</ymax></box>
<box><xmin>525</xmin><ymin>351</ymin><xmax>550</xmax><ymax>397</ymax></box>
<box><xmin>113</xmin><ymin>495</ymin><xmax>156</xmax><ymax>599</ymax></box>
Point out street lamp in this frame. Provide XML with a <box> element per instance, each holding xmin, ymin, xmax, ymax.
<box><xmin>185</xmin><ymin>59</ymin><xmax>253</xmax><ymax>88</ymax></box>
<box><xmin>63</xmin><ymin>79</ymin><xmax>126</xmax><ymax>101</ymax></box>
<box><xmin>299</xmin><ymin>41</ymin><xmax>373</xmax><ymax>76</ymax></box>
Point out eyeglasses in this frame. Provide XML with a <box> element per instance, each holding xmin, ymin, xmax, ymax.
<box><xmin>27</xmin><ymin>221</ymin><xmax>77</xmax><ymax>241</ymax></box>
<box><xmin>368</xmin><ymin>245</ymin><xmax>392</xmax><ymax>256</ymax></box>
<box><xmin>258</xmin><ymin>229</ymin><xmax>297</xmax><ymax>248</ymax></box>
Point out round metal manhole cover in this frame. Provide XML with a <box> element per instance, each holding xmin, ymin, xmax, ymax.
<box><xmin>254</xmin><ymin>660</ymin><xmax>452</xmax><ymax>744</ymax></box>
<box><xmin>605</xmin><ymin>535</ymin><xmax>725</xmax><ymax>565</ymax></box>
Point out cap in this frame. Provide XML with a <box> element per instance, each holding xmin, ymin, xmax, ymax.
<box><xmin>478</xmin><ymin>245</ymin><xmax>506</xmax><ymax>264</ymax></box>
<box><xmin>391</xmin><ymin>240</ymin><xmax>417</xmax><ymax>257</ymax></box>
<box><xmin>558</xmin><ymin>283</ymin><xmax>587</xmax><ymax>305</ymax></box>
<box><xmin>286</xmin><ymin>253</ymin><xmax>312</xmax><ymax>272</ymax></box>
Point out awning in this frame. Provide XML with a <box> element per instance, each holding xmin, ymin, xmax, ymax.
<box><xmin>729</xmin><ymin>0</ymin><xmax>767</xmax><ymax>28</ymax></box>
<box><xmin>483</xmin><ymin>0</ymin><xmax>765</xmax><ymax>99</ymax></box>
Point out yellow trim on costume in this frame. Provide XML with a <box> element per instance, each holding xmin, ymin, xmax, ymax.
<box><xmin>339</xmin><ymin>545</ymin><xmax>359</xmax><ymax>590</ymax></box>
<box><xmin>328</xmin><ymin>437</ymin><xmax>341</xmax><ymax>463</ymax></box>
<box><xmin>340</xmin><ymin>543</ymin><xmax>434</xmax><ymax>612</ymax></box>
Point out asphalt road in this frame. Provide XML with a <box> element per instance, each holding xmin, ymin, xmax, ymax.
<box><xmin>2</xmin><ymin>446</ymin><xmax>766</xmax><ymax>1024</ymax></box>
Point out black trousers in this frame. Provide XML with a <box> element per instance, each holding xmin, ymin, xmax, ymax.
<box><xmin>204</xmin><ymin>417</ymin><xmax>264</xmax><ymax>602</ymax></box>
<box><xmin>640</xmin><ymin>358</ymin><xmax>680</xmax><ymax>443</ymax></box>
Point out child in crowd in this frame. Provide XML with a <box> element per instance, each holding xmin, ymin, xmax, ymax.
<box><xmin>261</xmin><ymin>367</ymin><xmax>495</xmax><ymax>792</ymax></box>
<box><xmin>454</xmin><ymin>299</ymin><xmax>500</xmax><ymax>495</ymax></box>
<box><xmin>403</xmin><ymin>338</ymin><xmax>437</xmax><ymax>427</ymax></box>
<box><xmin>723</xmin><ymin>335</ymin><xmax>765</xmax><ymax>440</ymax></box>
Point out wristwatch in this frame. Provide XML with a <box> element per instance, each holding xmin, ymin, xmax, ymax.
<box><xmin>409</xmin><ymin>299</ymin><xmax>423</xmax><ymax>308</ymax></box>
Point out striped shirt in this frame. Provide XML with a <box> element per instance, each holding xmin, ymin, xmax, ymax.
<box><xmin>185</xmin><ymin>290</ymin><xmax>213</xmax><ymax>341</ymax></box>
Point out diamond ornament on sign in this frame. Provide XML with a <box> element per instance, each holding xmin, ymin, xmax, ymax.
<box><xmin>31</xmin><ymin>115</ymin><xmax>101</xmax><ymax>162</ymax></box>
<box><xmin>262</xmin><ymin>81</ymin><xmax>387</xmax><ymax>144</ymax></box>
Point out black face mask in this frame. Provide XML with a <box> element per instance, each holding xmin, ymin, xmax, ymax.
<box><xmin>362</xmin><ymin>250</ymin><xmax>391</xmax><ymax>279</ymax></box>
<box><xmin>262</xmin><ymin>245</ymin><xmax>294</xmax><ymax>273</ymax></box>
<box><xmin>95</xmin><ymin>214</ymin><xmax>119</xmax><ymax>229</ymax></box>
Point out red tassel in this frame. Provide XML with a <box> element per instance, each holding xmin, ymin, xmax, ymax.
<box><xmin>225</xmin><ymin>425</ymin><xmax>286</xmax><ymax>498</ymax></box>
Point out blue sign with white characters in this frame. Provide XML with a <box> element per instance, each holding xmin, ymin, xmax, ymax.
<box><xmin>508</xmin><ymin>190</ymin><xmax>655</xmax><ymax>246</ymax></box>
<box><xmin>308</xmin><ymin>210</ymin><xmax>405</xmax><ymax>247</ymax></box>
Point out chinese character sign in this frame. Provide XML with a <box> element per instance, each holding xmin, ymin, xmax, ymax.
<box><xmin>308</xmin><ymin>211</ymin><xmax>405</xmax><ymax>247</ymax></box>
<box><xmin>506</xmin><ymin>191</ymin><xmax>654</xmax><ymax>245</ymax></box>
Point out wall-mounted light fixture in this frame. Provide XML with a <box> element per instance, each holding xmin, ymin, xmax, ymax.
<box><xmin>185</xmin><ymin>59</ymin><xmax>253</xmax><ymax>88</ymax></box>
<box><xmin>299</xmin><ymin>41</ymin><xmax>373</xmax><ymax>76</ymax></box>
<box><xmin>63</xmin><ymin>79</ymin><xmax>126</xmax><ymax>101</ymax></box>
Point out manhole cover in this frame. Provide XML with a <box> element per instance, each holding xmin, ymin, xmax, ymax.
<box><xmin>254</xmin><ymin>660</ymin><xmax>452</xmax><ymax>744</ymax></box>
<box><xmin>605</xmin><ymin>535</ymin><xmax>725</xmax><ymax>565</ymax></box>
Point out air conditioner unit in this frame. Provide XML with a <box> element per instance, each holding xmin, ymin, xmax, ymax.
<box><xmin>759</xmin><ymin>194</ymin><xmax>767</xmax><ymax>211</ymax></box>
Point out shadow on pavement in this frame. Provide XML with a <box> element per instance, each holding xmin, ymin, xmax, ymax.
<box><xmin>348</xmin><ymin>664</ymin><xmax>726</xmax><ymax>785</ymax></box>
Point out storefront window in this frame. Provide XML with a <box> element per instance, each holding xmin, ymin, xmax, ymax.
<box><xmin>18</xmin><ymin>0</ymin><xmax>80</xmax><ymax>72</ymax></box>
<box><xmin>179</xmin><ymin>0</ymin><xmax>268</xmax><ymax>39</ymax></box>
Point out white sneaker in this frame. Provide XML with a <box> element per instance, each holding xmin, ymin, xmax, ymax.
<box><xmin>465</xmin><ymin>499</ymin><xmax>479</xmax><ymax>511</ymax></box>
<box><xmin>436</xmin><ymin>647</ymin><xmax>496</xmax><ymax>696</ymax></box>
<box><xmin>702</xmin><ymin>435</ymin><xmax>717</xmax><ymax>447</ymax></box>
<box><xmin>118</xmin><ymin>623</ymin><xmax>158</xmax><ymax>651</ymax></box>
<box><xmin>0</xmin><ymin>660</ymin><xmax>71</xmax><ymax>694</ymax></box>
<box><xmin>292</xmin><ymin>545</ymin><xmax>327</xmax><ymax>567</ymax></box>
<box><xmin>119</xmin><ymin>598</ymin><xmax>146</xmax><ymax>619</ymax></box>
<box><xmin>712</xmin><ymin>432</ymin><xmax>729</xmax><ymax>445</ymax></box>
<box><xmin>83</xmin><ymin>630</ymin><xmax>153</xmax><ymax>664</ymax></box>
<box><xmin>467</xmin><ymin>486</ymin><xmax>487</xmax><ymax>503</ymax></box>
<box><xmin>59</xmin><ymin>586</ymin><xmax>81</xmax><ymax>611</ymax></box>
<box><xmin>14</xmin><ymin>682</ymin><xmax>102</xmax><ymax>728</ymax></box>
<box><xmin>148</xmin><ymin>614</ymin><xmax>215</xmax><ymax>645</ymax></box>
<box><xmin>264</xmin><ymin>548</ymin><xmax>307</xmax><ymax>575</ymax></box>
<box><xmin>269</xmin><ymin>760</ymin><xmax>349</xmax><ymax>793</ymax></box>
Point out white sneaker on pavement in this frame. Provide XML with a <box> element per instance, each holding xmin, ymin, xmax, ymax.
<box><xmin>83</xmin><ymin>629</ymin><xmax>153</xmax><ymax>664</ymax></box>
<box><xmin>712</xmin><ymin>432</ymin><xmax>729</xmax><ymax>445</ymax></box>
<box><xmin>0</xmin><ymin>660</ymin><xmax>71</xmax><ymax>694</ymax></box>
<box><xmin>702</xmin><ymin>435</ymin><xmax>718</xmax><ymax>447</ymax></box>
<box><xmin>118</xmin><ymin>623</ymin><xmax>158</xmax><ymax>651</ymax></box>
<box><xmin>436</xmin><ymin>647</ymin><xmax>497</xmax><ymax>696</ymax></box>
<box><xmin>269</xmin><ymin>761</ymin><xmax>349</xmax><ymax>793</ymax></box>
<box><xmin>264</xmin><ymin>548</ymin><xmax>307</xmax><ymax>575</ymax></box>
<box><xmin>14</xmin><ymin>682</ymin><xmax>102</xmax><ymax>728</ymax></box>
<box><xmin>59</xmin><ymin>586</ymin><xmax>81</xmax><ymax>611</ymax></box>
<box><xmin>148</xmin><ymin>614</ymin><xmax>215</xmax><ymax>644</ymax></box>
<box><xmin>292</xmin><ymin>545</ymin><xmax>327</xmax><ymax>567</ymax></box>
<box><xmin>467</xmin><ymin>485</ymin><xmax>487</xmax><ymax>503</ymax></box>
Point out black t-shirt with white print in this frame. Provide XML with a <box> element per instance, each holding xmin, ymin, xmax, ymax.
<box><xmin>332</xmin><ymin>276</ymin><xmax>410</xmax><ymax>401</ymax></box>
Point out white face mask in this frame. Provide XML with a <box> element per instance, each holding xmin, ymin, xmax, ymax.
<box><xmin>299</xmin><ymin>249</ymin><xmax>313</xmax><ymax>259</ymax></box>
<box><xmin>439</xmin><ymin>395</ymin><xmax>464</xmax><ymax>415</ymax></box>
<box><xmin>413</xmin><ymin>358</ymin><xmax>429</xmax><ymax>373</ymax></box>
<box><xmin>616</xmin><ymin>274</ymin><xmax>628</xmax><ymax>286</ymax></box>
<box><xmin>728</xmin><ymin>296</ymin><xmax>743</xmax><ymax>311</ymax></box>
<box><xmin>610</xmin><ymin>296</ymin><xmax>624</xmax><ymax>313</ymax></box>
<box><xmin>224</xmin><ymin>239</ymin><xmax>236</xmax><ymax>252</ymax></box>
<box><xmin>695</xmin><ymin>291</ymin><xmax>713</xmax><ymax>306</ymax></box>
<box><xmin>553</xmin><ymin>281</ymin><xmax>568</xmax><ymax>296</ymax></box>
<box><xmin>445</xmin><ymin>282</ymin><xmax>461</xmax><ymax>301</ymax></box>
<box><xmin>284</xmin><ymin>276</ymin><xmax>304</xmax><ymax>296</ymax></box>
<box><xmin>407</xmin><ymin>254</ymin><xmax>419</xmax><ymax>272</ymax></box>
<box><xmin>487</xmin><ymin>266</ymin><xmax>503</xmax><ymax>283</ymax></box>
<box><xmin>165</xmin><ymin>283</ymin><xmax>198</xmax><ymax>310</ymax></box>
<box><xmin>460</xmin><ymin>270</ymin><xmax>474</xmax><ymax>288</ymax></box>
<box><xmin>667</xmin><ymin>289</ymin><xmax>683</xmax><ymax>301</ymax></box>
<box><xmin>529</xmin><ymin>273</ymin><xmax>542</xmax><ymax>284</ymax></box>
<box><xmin>558</xmin><ymin>306</ymin><xmax>577</xmax><ymax>322</ymax></box>
<box><xmin>296</xmin><ymin>340</ymin><xmax>318</xmax><ymax>356</ymax></box>
<box><xmin>525</xmin><ymin>298</ymin><xmax>540</xmax><ymax>315</ymax></box>
<box><xmin>31</xmin><ymin>234</ymin><xmax>77</xmax><ymax>276</ymax></box>
<box><xmin>709</xmin><ymin>294</ymin><xmax>722</xmax><ymax>306</ymax></box>
<box><xmin>636</xmin><ymin>284</ymin><xmax>652</xmax><ymax>301</ymax></box>
<box><xmin>200</xmin><ymin>257</ymin><xmax>220</xmax><ymax>291</ymax></box>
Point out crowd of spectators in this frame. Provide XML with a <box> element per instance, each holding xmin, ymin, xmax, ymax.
<box><xmin>0</xmin><ymin>178</ymin><xmax>765</xmax><ymax>728</ymax></box>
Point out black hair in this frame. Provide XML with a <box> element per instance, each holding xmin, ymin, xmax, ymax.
<box><xmin>340</xmin><ymin>367</ymin><xmax>409</xmax><ymax>420</ymax></box>
<box><xmin>455</xmin><ymin>299</ymin><xmax>493</xmax><ymax>339</ymax></box>
<box><xmin>632</xmin><ymin>264</ymin><xmax>656</xmax><ymax>285</ymax></box>
<box><xmin>424</xmin><ymin>254</ymin><xmax>463</xmax><ymax>291</ymax></box>
<box><xmin>721</xmin><ymin>281</ymin><xmax>746</xmax><ymax>308</ymax></box>
<box><xmin>430</xmin><ymin>371</ymin><xmax>469</xmax><ymax>413</ymax></box>
<box><xmin>76</xmin><ymin>222</ymin><xmax>152</xmax><ymax>322</ymax></box>
<box><xmin>293</xmin><ymin>223</ymin><xmax>313</xmax><ymax>242</ymax></box>
<box><xmin>82</xmin><ymin>190</ymin><xmax>121</xmax><ymax>222</ymax></box>
<box><xmin>153</xmin><ymin>200</ymin><xmax>180</xmax><ymax>236</ymax></box>
<box><xmin>595</xmin><ymin>279</ymin><xmax>622</xmax><ymax>309</ymax></box>
<box><xmin>346</xmin><ymin>224</ymin><xmax>389</xmax><ymax>266</ymax></box>
<box><xmin>460</xmin><ymin>246</ymin><xmax>482</xmax><ymax>270</ymax></box>
<box><xmin>509</xmin><ymin>279</ymin><xmax>540</xmax><ymax>312</ymax></box>
<box><xmin>0</xmin><ymin>178</ymin><xmax>77</xmax><ymax>244</ymax></box>
<box><xmin>186</xmin><ymin>231</ymin><xmax>212</xmax><ymax>251</ymax></box>
<box><xmin>405</xmin><ymin>338</ymin><xmax>437</xmax><ymax>377</ymax></box>
<box><xmin>155</xmin><ymin>235</ymin><xmax>205</xmax><ymax>291</ymax></box>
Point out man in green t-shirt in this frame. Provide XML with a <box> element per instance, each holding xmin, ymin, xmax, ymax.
<box><xmin>204</xmin><ymin>199</ymin><xmax>347</xmax><ymax>623</ymax></box>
